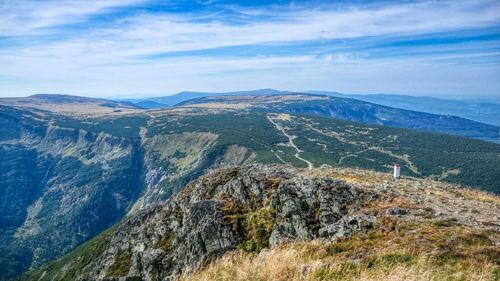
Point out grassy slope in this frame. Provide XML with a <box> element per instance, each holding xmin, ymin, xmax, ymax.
<box><xmin>185</xmin><ymin>168</ymin><xmax>500</xmax><ymax>281</ymax></box>
<box><xmin>146</xmin><ymin>111</ymin><xmax>500</xmax><ymax>193</ymax></box>
<box><xmin>16</xmin><ymin>222</ymin><xmax>122</xmax><ymax>281</ymax></box>
<box><xmin>185</xmin><ymin>222</ymin><xmax>499</xmax><ymax>281</ymax></box>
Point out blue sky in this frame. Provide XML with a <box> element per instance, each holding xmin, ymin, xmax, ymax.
<box><xmin>0</xmin><ymin>0</ymin><xmax>499</xmax><ymax>98</ymax></box>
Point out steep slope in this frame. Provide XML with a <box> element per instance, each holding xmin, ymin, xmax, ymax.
<box><xmin>178</xmin><ymin>94</ymin><xmax>500</xmax><ymax>143</ymax></box>
<box><xmin>0</xmin><ymin>106</ymin><xmax>146</xmax><ymax>280</ymax></box>
<box><xmin>2</xmin><ymin>97</ymin><xmax>500</xmax><ymax>280</ymax></box>
<box><xmin>18</xmin><ymin>165</ymin><xmax>500</xmax><ymax>281</ymax></box>
<box><xmin>0</xmin><ymin>106</ymin><xmax>256</xmax><ymax>280</ymax></box>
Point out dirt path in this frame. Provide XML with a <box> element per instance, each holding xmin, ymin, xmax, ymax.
<box><xmin>267</xmin><ymin>114</ymin><xmax>313</xmax><ymax>169</ymax></box>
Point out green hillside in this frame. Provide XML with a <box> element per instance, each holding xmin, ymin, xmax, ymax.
<box><xmin>178</xmin><ymin>94</ymin><xmax>500</xmax><ymax>143</ymax></box>
<box><xmin>1</xmin><ymin>101</ymin><xmax>500</xmax><ymax>280</ymax></box>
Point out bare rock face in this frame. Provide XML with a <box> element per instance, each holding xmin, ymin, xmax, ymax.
<box><xmin>60</xmin><ymin>164</ymin><xmax>369</xmax><ymax>280</ymax></box>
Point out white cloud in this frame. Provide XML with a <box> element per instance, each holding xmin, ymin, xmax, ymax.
<box><xmin>3</xmin><ymin>0</ymin><xmax>496</xmax><ymax>66</ymax></box>
<box><xmin>1</xmin><ymin>51</ymin><xmax>498</xmax><ymax>98</ymax></box>
<box><xmin>96</xmin><ymin>0</ymin><xmax>500</xmax><ymax>57</ymax></box>
<box><xmin>0</xmin><ymin>0</ymin><xmax>499</xmax><ymax>97</ymax></box>
<box><xmin>0</xmin><ymin>0</ymin><xmax>145</xmax><ymax>36</ymax></box>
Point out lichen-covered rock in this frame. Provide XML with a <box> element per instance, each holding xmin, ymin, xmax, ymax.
<box><xmin>325</xmin><ymin>215</ymin><xmax>378</xmax><ymax>240</ymax></box>
<box><xmin>22</xmin><ymin>163</ymin><xmax>500</xmax><ymax>281</ymax></box>
<box><xmin>386</xmin><ymin>206</ymin><xmax>409</xmax><ymax>216</ymax></box>
<box><xmin>63</xmin><ymin>164</ymin><xmax>371</xmax><ymax>280</ymax></box>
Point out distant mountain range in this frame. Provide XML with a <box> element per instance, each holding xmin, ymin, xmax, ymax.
<box><xmin>119</xmin><ymin>89</ymin><xmax>288</xmax><ymax>107</ymax></box>
<box><xmin>119</xmin><ymin>89</ymin><xmax>500</xmax><ymax>127</ymax></box>
<box><xmin>177</xmin><ymin>94</ymin><xmax>500</xmax><ymax>144</ymax></box>
<box><xmin>119</xmin><ymin>90</ymin><xmax>500</xmax><ymax>143</ymax></box>
<box><xmin>308</xmin><ymin>91</ymin><xmax>500</xmax><ymax>127</ymax></box>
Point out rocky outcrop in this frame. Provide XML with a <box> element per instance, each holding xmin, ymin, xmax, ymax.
<box><xmin>42</xmin><ymin>164</ymin><xmax>370</xmax><ymax>281</ymax></box>
<box><xmin>17</xmin><ymin>163</ymin><xmax>500</xmax><ymax>281</ymax></box>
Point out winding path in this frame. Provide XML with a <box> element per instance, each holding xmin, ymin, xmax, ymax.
<box><xmin>267</xmin><ymin>114</ymin><xmax>313</xmax><ymax>170</ymax></box>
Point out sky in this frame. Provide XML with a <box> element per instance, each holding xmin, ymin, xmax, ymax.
<box><xmin>0</xmin><ymin>0</ymin><xmax>499</xmax><ymax>99</ymax></box>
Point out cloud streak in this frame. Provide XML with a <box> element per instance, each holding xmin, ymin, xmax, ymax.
<box><xmin>0</xmin><ymin>0</ymin><xmax>146</xmax><ymax>36</ymax></box>
<box><xmin>0</xmin><ymin>0</ymin><xmax>499</xmax><ymax>97</ymax></box>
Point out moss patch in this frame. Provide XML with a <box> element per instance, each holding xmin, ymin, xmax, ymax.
<box><xmin>105</xmin><ymin>253</ymin><xmax>132</xmax><ymax>277</ymax></box>
<box><xmin>433</xmin><ymin>218</ymin><xmax>458</xmax><ymax>227</ymax></box>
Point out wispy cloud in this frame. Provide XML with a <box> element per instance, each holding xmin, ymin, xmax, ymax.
<box><xmin>0</xmin><ymin>0</ymin><xmax>499</xmax><ymax>97</ymax></box>
<box><xmin>0</xmin><ymin>0</ymin><xmax>146</xmax><ymax>36</ymax></box>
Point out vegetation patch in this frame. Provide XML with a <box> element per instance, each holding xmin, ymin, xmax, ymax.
<box><xmin>154</xmin><ymin>233</ymin><xmax>175</xmax><ymax>252</ymax></box>
<box><xmin>105</xmin><ymin>252</ymin><xmax>133</xmax><ymax>277</ymax></box>
<box><xmin>225</xmin><ymin>207</ymin><xmax>276</xmax><ymax>252</ymax></box>
<box><xmin>432</xmin><ymin>217</ymin><xmax>458</xmax><ymax>227</ymax></box>
<box><xmin>365</xmin><ymin>253</ymin><xmax>416</xmax><ymax>269</ymax></box>
<box><xmin>15</xmin><ymin>222</ymin><xmax>122</xmax><ymax>281</ymax></box>
<box><xmin>185</xmin><ymin>217</ymin><xmax>500</xmax><ymax>281</ymax></box>
<box><xmin>54</xmin><ymin>115</ymin><xmax>149</xmax><ymax>138</ymax></box>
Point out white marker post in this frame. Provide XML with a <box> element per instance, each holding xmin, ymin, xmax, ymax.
<box><xmin>393</xmin><ymin>164</ymin><xmax>401</xmax><ymax>178</ymax></box>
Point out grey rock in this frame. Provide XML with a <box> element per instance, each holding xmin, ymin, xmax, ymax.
<box><xmin>347</xmin><ymin>258</ymin><xmax>362</xmax><ymax>265</ymax></box>
<box><xmin>326</xmin><ymin>215</ymin><xmax>377</xmax><ymax>240</ymax></box>
<box><xmin>386</xmin><ymin>207</ymin><xmax>409</xmax><ymax>216</ymax></box>
<box><xmin>321</xmin><ymin>262</ymin><xmax>331</xmax><ymax>269</ymax></box>
<box><xmin>54</xmin><ymin>164</ymin><xmax>376</xmax><ymax>280</ymax></box>
<box><xmin>300</xmin><ymin>265</ymin><xmax>311</xmax><ymax>280</ymax></box>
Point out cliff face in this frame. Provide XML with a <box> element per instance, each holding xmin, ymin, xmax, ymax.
<box><xmin>18</xmin><ymin>165</ymin><xmax>367</xmax><ymax>280</ymax></box>
<box><xmin>19</xmin><ymin>164</ymin><xmax>500</xmax><ymax>281</ymax></box>
<box><xmin>0</xmin><ymin>108</ymin><xmax>254</xmax><ymax>280</ymax></box>
<box><xmin>0</xmin><ymin>113</ymin><xmax>144</xmax><ymax>279</ymax></box>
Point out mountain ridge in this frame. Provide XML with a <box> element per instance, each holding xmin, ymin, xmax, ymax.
<box><xmin>117</xmin><ymin>89</ymin><xmax>500</xmax><ymax>127</ymax></box>
<box><xmin>16</xmin><ymin>164</ymin><xmax>500</xmax><ymax>281</ymax></box>
<box><xmin>177</xmin><ymin>94</ymin><xmax>500</xmax><ymax>143</ymax></box>
<box><xmin>307</xmin><ymin>91</ymin><xmax>500</xmax><ymax>126</ymax></box>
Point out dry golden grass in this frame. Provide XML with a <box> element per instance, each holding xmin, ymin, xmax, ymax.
<box><xmin>183</xmin><ymin>245</ymin><xmax>498</xmax><ymax>281</ymax></box>
<box><xmin>181</xmin><ymin>165</ymin><xmax>500</xmax><ymax>281</ymax></box>
<box><xmin>183</xmin><ymin>217</ymin><xmax>500</xmax><ymax>281</ymax></box>
<box><xmin>459</xmin><ymin>188</ymin><xmax>500</xmax><ymax>206</ymax></box>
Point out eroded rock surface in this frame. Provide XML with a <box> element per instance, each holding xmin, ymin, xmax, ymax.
<box><xmin>22</xmin><ymin>164</ymin><xmax>500</xmax><ymax>281</ymax></box>
<box><xmin>60</xmin><ymin>164</ymin><xmax>368</xmax><ymax>280</ymax></box>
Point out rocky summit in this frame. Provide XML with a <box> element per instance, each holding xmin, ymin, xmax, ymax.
<box><xmin>21</xmin><ymin>164</ymin><xmax>500</xmax><ymax>281</ymax></box>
